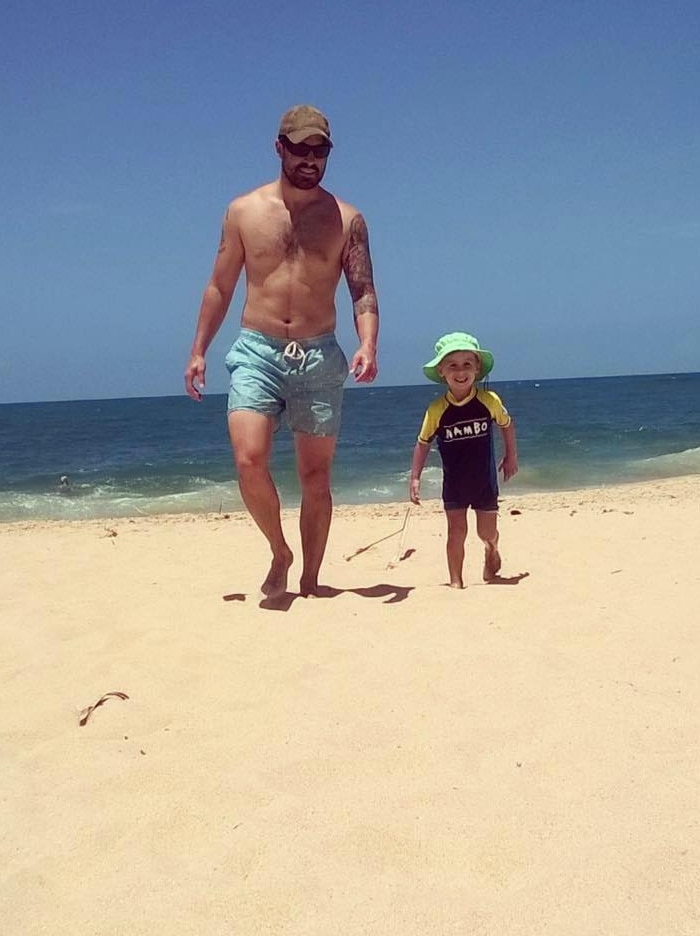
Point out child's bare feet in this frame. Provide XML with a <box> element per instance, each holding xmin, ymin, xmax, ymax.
<box><xmin>483</xmin><ymin>543</ymin><xmax>501</xmax><ymax>581</ymax></box>
<box><xmin>449</xmin><ymin>580</ymin><xmax>464</xmax><ymax>589</ymax></box>
<box><xmin>260</xmin><ymin>549</ymin><xmax>293</xmax><ymax>598</ymax></box>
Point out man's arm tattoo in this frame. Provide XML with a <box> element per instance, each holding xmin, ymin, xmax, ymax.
<box><xmin>344</xmin><ymin>214</ymin><xmax>376</xmax><ymax>309</ymax></box>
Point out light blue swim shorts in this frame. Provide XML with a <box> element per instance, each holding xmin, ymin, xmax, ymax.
<box><xmin>225</xmin><ymin>328</ymin><xmax>349</xmax><ymax>436</ymax></box>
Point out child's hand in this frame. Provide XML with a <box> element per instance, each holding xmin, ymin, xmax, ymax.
<box><xmin>499</xmin><ymin>454</ymin><xmax>518</xmax><ymax>482</ymax></box>
<box><xmin>409</xmin><ymin>477</ymin><xmax>421</xmax><ymax>505</ymax></box>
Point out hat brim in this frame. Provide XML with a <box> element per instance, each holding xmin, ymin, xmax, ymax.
<box><xmin>284</xmin><ymin>127</ymin><xmax>332</xmax><ymax>145</ymax></box>
<box><xmin>422</xmin><ymin>349</ymin><xmax>494</xmax><ymax>383</ymax></box>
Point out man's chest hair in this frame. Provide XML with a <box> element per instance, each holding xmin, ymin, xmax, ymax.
<box><xmin>248</xmin><ymin>200</ymin><xmax>345</xmax><ymax>262</ymax></box>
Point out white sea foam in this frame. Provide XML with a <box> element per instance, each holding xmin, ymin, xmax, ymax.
<box><xmin>637</xmin><ymin>446</ymin><xmax>700</xmax><ymax>475</ymax></box>
<box><xmin>0</xmin><ymin>481</ymin><xmax>243</xmax><ymax>523</ymax></box>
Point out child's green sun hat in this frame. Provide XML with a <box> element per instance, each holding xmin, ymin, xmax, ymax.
<box><xmin>423</xmin><ymin>332</ymin><xmax>494</xmax><ymax>383</ymax></box>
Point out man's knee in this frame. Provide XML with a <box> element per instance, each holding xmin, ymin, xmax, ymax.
<box><xmin>295</xmin><ymin>433</ymin><xmax>336</xmax><ymax>493</ymax></box>
<box><xmin>297</xmin><ymin>461</ymin><xmax>331</xmax><ymax>493</ymax></box>
<box><xmin>297</xmin><ymin>448</ymin><xmax>333</xmax><ymax>494</ymax></box>
<box><xmin>233</xmin><ymin>445</ymin><xmax>270</xmax><ymax>476</ymax></box>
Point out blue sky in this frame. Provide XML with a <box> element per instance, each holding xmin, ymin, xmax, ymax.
<box><xmin>2</xmin><ymin>0</ymin><xmax>699</xmax><ymax>403</ymax></box>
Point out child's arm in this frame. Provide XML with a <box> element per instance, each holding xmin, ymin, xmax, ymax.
<box><xmin>409</xmin><ymin>440</ymin><xmax>431</xmax><ymax>504</ymax></box>
<box><xmin>498</xmin><ymin>421</ymin><xmax>518</xmax><ymax>481</ymax></box>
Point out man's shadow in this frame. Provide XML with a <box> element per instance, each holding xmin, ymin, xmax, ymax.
<box><xmin>485</xmin><ymin>571</ymin><xmax>529</xmax><ymax>586</ymax></box>
<box><xmin>223</xmin><ymin>582</ymin><xmax>414</xmax><ymax>611</ymax></box>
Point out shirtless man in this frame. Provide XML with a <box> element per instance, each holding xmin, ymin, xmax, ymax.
<box><xmin>184</xmin><ymin>105</ymin><xmax>379</xmax><ymax>598</ymax></box>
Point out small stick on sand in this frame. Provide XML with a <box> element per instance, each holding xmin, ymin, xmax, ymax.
<box><xmin>387</xmin><ymin>507</ymin><xmax>412</xmax><ymax>569</ymax></box>
<box><xmin>345</xmin><ymin>507</ymin><xmax>412</xmax><ymax>562</ymax></box>
<box><xmin>79</xmin><ymin>691</ymin><xmax>129</xmax><ymax>727</ymax></box>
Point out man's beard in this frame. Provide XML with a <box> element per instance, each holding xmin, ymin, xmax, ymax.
<box><xmin>282</xmin><ymin>160</ymin><xmax>326</xmax><ymax>190</ymax></box>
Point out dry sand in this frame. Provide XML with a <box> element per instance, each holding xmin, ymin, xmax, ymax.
<box><xmin>1</xmin><ymin>477</ymin><xmax>699</xmax><ymax>935</ymax></box>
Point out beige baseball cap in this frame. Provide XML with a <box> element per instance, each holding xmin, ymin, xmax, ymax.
<box><xmin>278</xmin><ymin>104</ymin><xmax>332</xmax><ymax>145</ymax></box>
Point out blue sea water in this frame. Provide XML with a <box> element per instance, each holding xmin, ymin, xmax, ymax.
<box><xmin>1</xmin><ymin>373</ymin><xmax>699</xmax><ymax>522</ymax></box>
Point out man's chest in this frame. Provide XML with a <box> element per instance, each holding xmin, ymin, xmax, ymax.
<box><xmin>245</xmin><ymin>205</ymin><xmax>346</xmax><ymax>265</ymax></box>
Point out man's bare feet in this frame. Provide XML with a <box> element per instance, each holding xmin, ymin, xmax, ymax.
<box><xmin>299</xmin><ymin>578</ymin><xmax>320</xmax><ymax>598</ymax></box>
<box><xmin>260</xmin><ymin>550</ymin><xmax>293</xmax><ymax>598</ymax></box>
<box><xmin>483</xmin><ymin>543</ymin><xmax>502</xmax><ymax>581</ymax></box>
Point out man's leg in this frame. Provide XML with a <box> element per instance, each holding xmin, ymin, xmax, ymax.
<box><xmin>228</xmin><ymin>410</ymin><xmax>293</xmax><ymax>598</ymax></box>
<box><xmin>475</xmin><ymin>510</ymin><xmax>501</xmax><ymax>580</ymax></box>
<box><xmin>294</xmin><ymin>432</ymin><xmax>337</xmax><ymax>597</ymax></box>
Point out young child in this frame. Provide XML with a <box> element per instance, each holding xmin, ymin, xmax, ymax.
<box><xmin>409</xmin><ymin>332</ymin><xmax>518</xmax><ymax>588</ymax></box>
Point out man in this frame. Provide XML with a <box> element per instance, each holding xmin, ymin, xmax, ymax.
<box><xmin>184</xmin><ymin>104</ymin><xmax>379</xmax><ymax>598</ymax></box>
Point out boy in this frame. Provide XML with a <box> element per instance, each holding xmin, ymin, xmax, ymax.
<box><xmin>409</xmin><ymin>332</ymin><xmax>518</xmax><ymax>588</ymax></box>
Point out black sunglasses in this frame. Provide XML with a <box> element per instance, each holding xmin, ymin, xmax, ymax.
<box><xmin>278</xmin><ymin>135</ymin><xmax>332</xmax><ymax>159</ymax></box>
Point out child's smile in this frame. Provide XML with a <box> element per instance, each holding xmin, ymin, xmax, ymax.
<box><xmin>437</xmin><ymin>350</ymin><xmax>481</xmax><ymax>400</ymax></box>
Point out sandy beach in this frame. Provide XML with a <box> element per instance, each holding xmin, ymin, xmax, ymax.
<box><xmin>1</xmin><ymin>476</ymin><xmax>699</xmax><ymax>935</ymax></box>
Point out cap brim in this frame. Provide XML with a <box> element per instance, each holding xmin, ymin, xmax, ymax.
<box><xmin>285</xmin><ymin>128</ymin><xmax>332</xmax><ymax>144</ymax></box>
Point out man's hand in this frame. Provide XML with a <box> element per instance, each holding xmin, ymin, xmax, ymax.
<box><xmin>184</xmin><ymin>354</ymin><xmax>206</xmax><ymax>401</ymax></box>
<box><xmin>409</xmin><ymin>477</ymin><xmax>421</xmax><ymax>505</ymax></box>
<box><xmin>349</xmin><ymin>345</ymin><xmax>377</xmax><ymax>383</ymax></box>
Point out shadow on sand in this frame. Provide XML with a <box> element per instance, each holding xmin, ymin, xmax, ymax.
<box><xmin>223</xmin><ymin>582</ymin><xmax>414</xmax><ymax>611</ymax></box>
<box><xmin>223</xmin><ymin>571</ymin><xmax>529</xmax><ymax>610</ymax></box>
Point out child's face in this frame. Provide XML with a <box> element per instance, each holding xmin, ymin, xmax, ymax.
<box><xmin>437</xmin><ymin>351</ymin><xmax>481</xmax><ymax>399</ymax></box>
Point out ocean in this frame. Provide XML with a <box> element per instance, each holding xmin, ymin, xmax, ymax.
<box><xmin>1</xmin><ymin>373</ymin><xmax>699</xmax><ymax>523</ymax></box>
